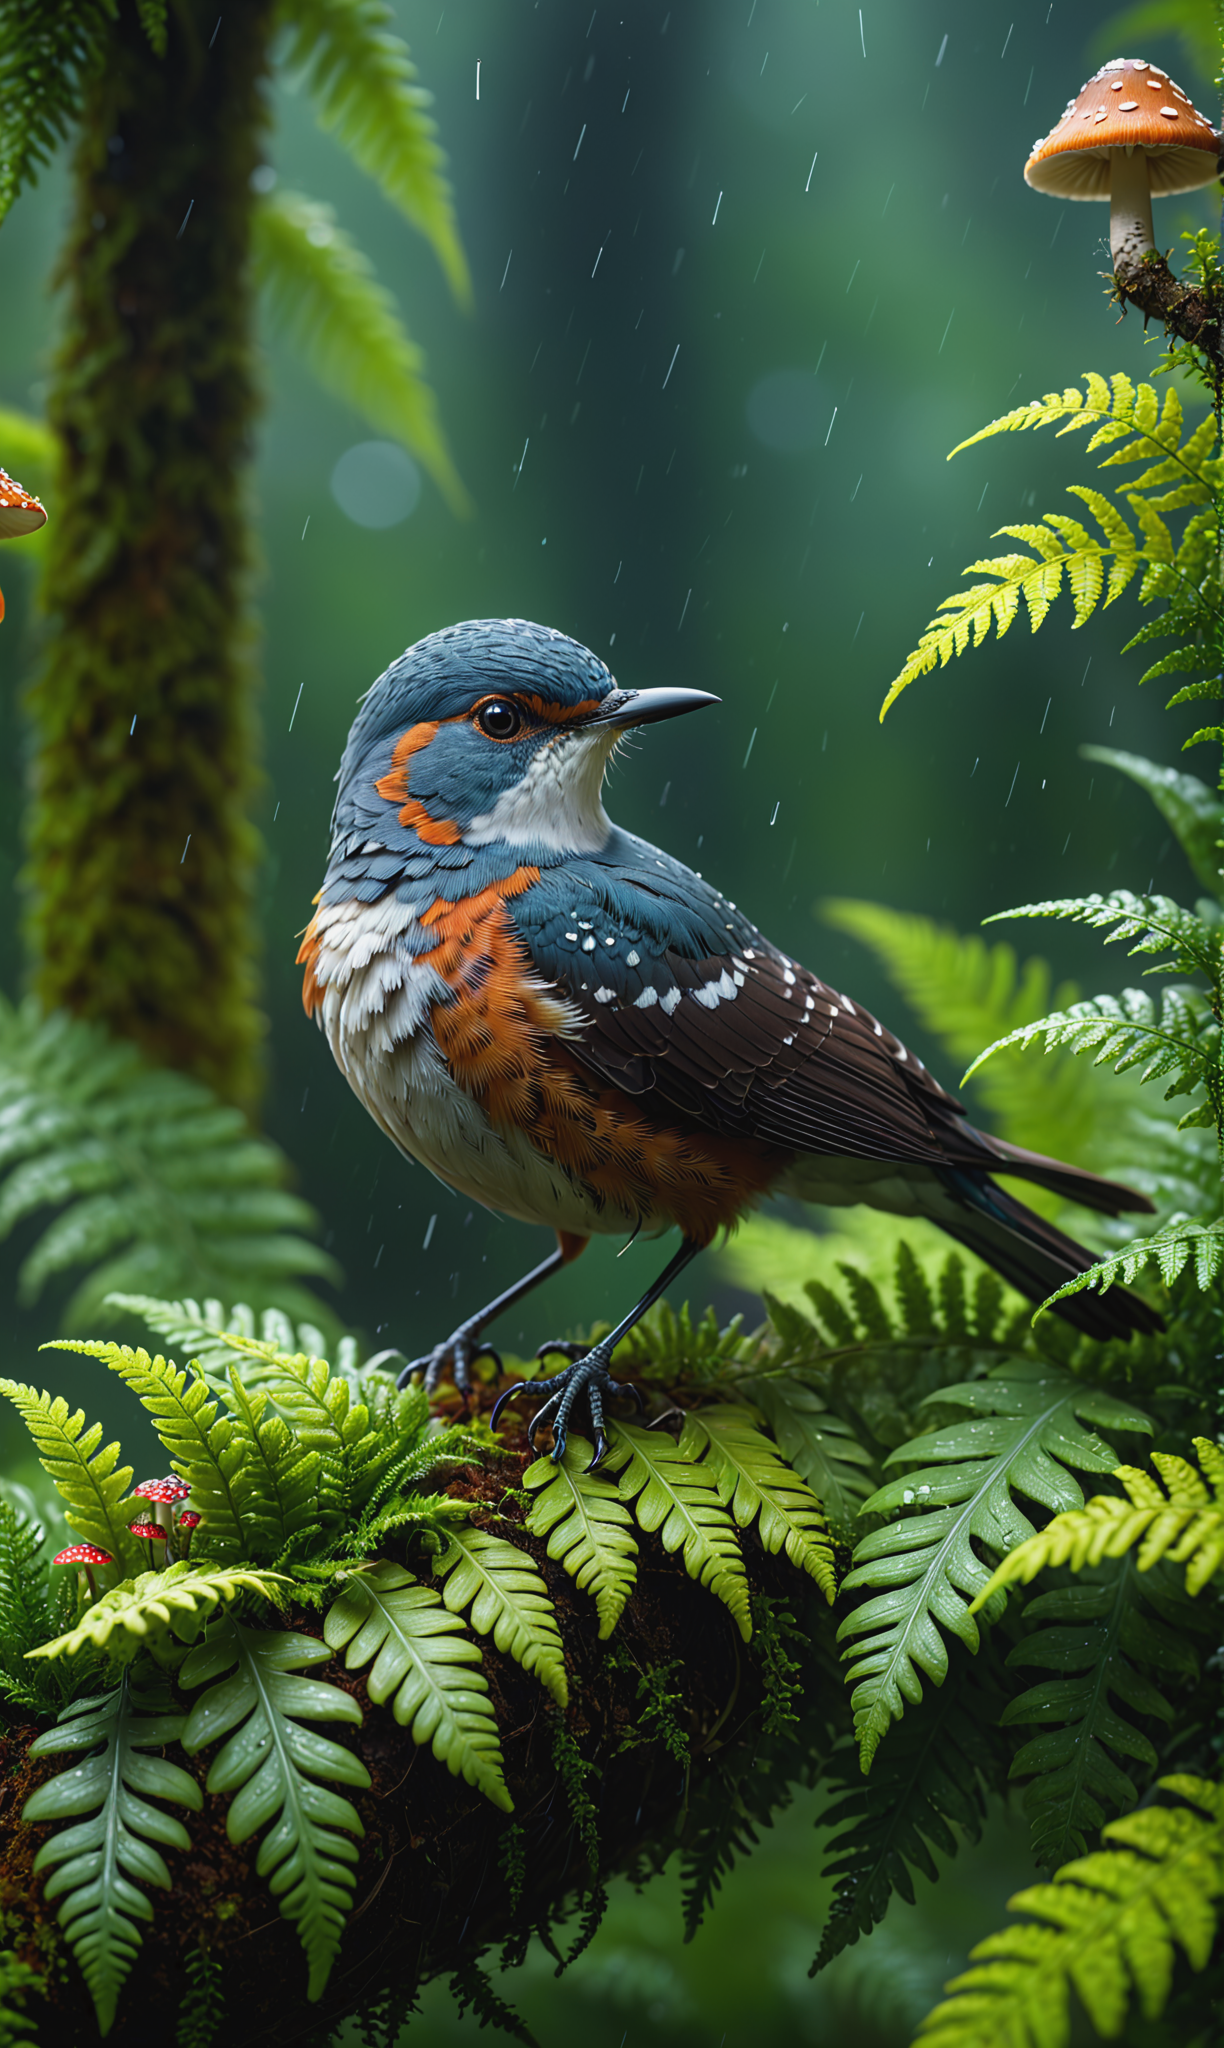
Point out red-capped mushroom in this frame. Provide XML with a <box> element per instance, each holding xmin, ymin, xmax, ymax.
<box><xmin>0</xmin><ymin>468</ymin><xmax>46</xmax><ymax>541</ymax></box>
<box><xmin>175</xmin><ymin>1510</ymin><xmax>201</xmax><ymax>1553</ymax></box>
<box><xmin>52</xmin><ymin>1543</ymin><xmax>113</xmax><ymax>1600</ymax></box>
<box><xmin>132</xmin><ymin>1475</ymin><xmax>190</xmax><ymax>1528</ymax></box>
<box><xmin>1026</xmin><ymin>58</ymin><xmax>1221</xmax><ymax>267</ymax></box>
<box><xmin>129</xmin><ymin>1520</ymin><xmax>167</xmax><ymax>1559</ymax></box>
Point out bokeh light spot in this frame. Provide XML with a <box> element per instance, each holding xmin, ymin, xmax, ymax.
<box><xmin>330</xmin><ymin>441</ymin><xmax>421</xmax><ymax>528</ymax></box>
<box><xmin>745</xmin><ymin>369</ymin><xmax>825</xmax><ymax>453</ymax></box>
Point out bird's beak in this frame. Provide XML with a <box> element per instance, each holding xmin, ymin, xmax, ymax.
<box><xmin>584</xmin><ymin>686</ymin><xmax>720</xmax><ymax>728</ymax></box>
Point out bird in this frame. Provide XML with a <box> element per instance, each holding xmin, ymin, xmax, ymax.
<box><xmin>299</xmin><ymin>618</ymin><xmax>1158</xmax><ymax>1467</ymax></box>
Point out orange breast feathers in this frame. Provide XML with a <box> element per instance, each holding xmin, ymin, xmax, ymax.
<box><xmin>422</xmin><ymin>886</ymin><xmax>791</xmax><ymax>1247</ymax></box>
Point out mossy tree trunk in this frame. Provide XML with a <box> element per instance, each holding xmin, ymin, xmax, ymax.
<box><xmin>27</xmin><ymin>0</ymin><xmax>274</xmax><ymax>1107</ymax></box>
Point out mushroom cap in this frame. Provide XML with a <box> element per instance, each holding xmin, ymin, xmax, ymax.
<box><xmin>133</xmin><ymin>1475</ymin><xmax>191</xmax><ymax>1504</ymax></box>
<box><xmin>129</xmin><ymin>1521</ymin><xmax>165</xmax><ymax>1541</ymax></box>
<box><xmin>53</xmin><ymin>1543</ymin><xmax>113</xmax><ymax>1566</ymax></box>
<box><xmin>177</xmin><ymin>1511</ymin><xmax>202</xmax><ymax>1529</ymax></box>
<box><xmin>1026</xmin><ymin>58</ymin><xmax>1220</xmax><ymax>198</ymax></box>
<box><xmin>0</xmin><ymin>467</ymin><xmax>46</xmax><ymax>540</ymax></box>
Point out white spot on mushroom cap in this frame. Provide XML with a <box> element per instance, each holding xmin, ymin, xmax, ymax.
<box><xmin>1119</xmin><ymin>100</ymin><xmax>1138</xmax><ymax>110</ymax></box>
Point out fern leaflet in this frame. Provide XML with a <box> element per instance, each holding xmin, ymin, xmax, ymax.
<box><xmin>984</xmin><ymin>888</ymin><xmax>1222</xmax><ymax>984</ymax></box>
<box><xmin>1079</xmin><ymin>747</ymin><xmax>1224</xmax><ymax>895</ymax></box>
<box><xmin>838</xmin><ymin>1361</ymin><xmax>1152</xmax><ymax>1767</ymax></box>
<box><xmin>0</xmin><ymin>2</ymin><xmax>114</xmax><ymax>227</ymax></box>
<box><xmin>604</xmin><ymin>1421</ymin><xmax>751</xmax><ymax>1640</ymax></box>
<box><xmin>23</xmin><ymin>1669</ymin><xmax>201</xmax><ymax>2036</ymax></box>
<box><xmin>729</xmin><ymin>1371</ymin><xmax>875</xmax><ymax>1543</ymax></box>
<box><xmin>29</xmin><ymin>1562</ymin><xmax>286</xmax><ymax>1665</ymax></box>
<box><xmin>964</xmin><ymin>983</ymin><xmax>1218</xmax><ymax>1115</ymax></box>
<box><xmin>0</xmin><ymin>1498</ymin><xmax>72</xmax><ymax>1710</ymax></box>
<box><xmin>110</xmin><ymin>1294</ymin><xmax>357</xmax><ymax>1386</ymax></box>
<box><xmin>1041</xmin><ymin>1215</ymin><xmax>1224</xmax><ymax>1311</ymax></box>
<box><xmin>679</xmin><ymin>1404</ymin><xmax>836</xmax><ymax>1599</ymax></box>
<box><xmin>914</xmin><ymin>1775</ymin><xmax>1224</xmax><ymax>2048</ymax></box>
<box><xmin>278</xmin><ymin>0</ymin><xmax>470</xmax><ymax>301</ymax></box>
<box><xmin>180</xmin><ymin>1615</ymin><xmax>369</xmax><ymax>2002</ymax></box>
<box><xmin>0</xmin><ymin>998</ymin><xmax>335</xmax><ymax>1325</ymax></box>
<box><xmin>523</xmin><ymin>1436</ymin><xmax>639</xmax><ymax>1638</ymax></box>
<box><xmin>323</xmin><ymin>1560</ymin><xmax>512</xmax><ymax>1811</ymax></box>
<box><xmin>975</xmin><ymin>1436</ymin><xmax>1224</xmax><ymax>1602</ymax></box>
<box><xmin>252</xmin><ymin>190</ymin><xmax>467</xmax><ymax>512</ymax></box>
<box><xmin>434</xmin><ymin>1526</ymin><xmax>568</xmax><ymax>1708</ymax></box>
<box><xmin>815</xmin><ymin>1646</ymin><xmax>1012</xmax><ymax>1968</ymax></box>
<box><xmin>1000</xmin><ymin>1558</ymin><xmax>1203</xmax><ymax>1871</ymax></box>
<box><xmin>0</xmin><ymin>1378</ymin><xmax>138</xmax><ymax>1572</ymax></box>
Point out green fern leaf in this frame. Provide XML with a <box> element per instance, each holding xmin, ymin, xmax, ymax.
<box><xmin>109</xmin><ymin>1295</ymin><xmax>357</xmax><ymax>1386</ymax></box>
<box><xmin>984</xmin><ymin>888</ymin><xmax>1222</xmax><ymax>981</ymax></box>
<box><xmin>23</xmin><ymin>1669</ymin><xmax>201</xmax><ymax>2035</ymax></box>
<box><xmin>252</xmin><ymin>189</ymin><xmax>467</xmax><ymax>512</ymax></box>
<box><xmin>913</xmin><ymin>1775</ymin><xmax>1224</xmax><ymax>2048</ymax></box>
<box><xmin>43</xmin><ymin>1342</ymin><xmax>254</xmax><ymax>1563</ymax></box>
<box><xmin>0</xmin><ymin>1378</ymin><xmax>138</xmax><ymax>1572</ymax></box>
<box><xmin>434</xmin><ymin>1526</ymin><xmax>568</xmax><ymax>1708</ymax></box>
<box><xmin>975</xmin><ymin>1436</ymin><xmax>1224</xmax><ymax>1604</ymax></box>
<box><xmin>181</xmin><ymin>1614</ymin><xmax>369</xmax><ymax>2001</ymax></box>
<box><xmin>1080</xmin><ymin>747</ymin><xmax>1223</xmax><ymax>894</ymax></box>
<box><xmin>733</xmin><ymin>1372</ymin><xmax>876</xmax><ymax>1543</ymax></box>
<box><xmin>323</xmin><ymin>1560</ymin><xmax>511</xmax><ymax>1812</ymax></box>
<box><xmin>0</xmin><ymin>1499</ymin><xmax>71</xmax><ymax>1711</ymax></box>
<box><xmin>816</xmin><ymin>1645</ymin><xmax>1012</xmax><ymax>1968</ymax></box>
<box><xmin>0</xmin><ymin>999</ymin><xmax>335</xmax><ymax>1326</ymax></box>
<box><xmin>0</xmin><ymin>1948</ymin><xmax>41</xmax><ymax>2044</ymax></box>
<box><xmin>1041</xmin><ymin>1215</ymin><xmax>1224</xmax><ymax>1313</ymax></box>
<box><xmin>29</xmin><ymin>1561</ymin><xmax>287</xmax><ymax>1665</ymax></box>
<box><xmin>0</xmin><ymin>2</ymin><xmax>113</xmax><ymax>227</ymax></box>
<box><xmin>214</xmin><ymin>1368</ymin><xmax>322</xmax><ymax>1562</ymax></box>
<box><xmin>679</xmin><ymin>1405</ymin><xmax>836</xmax><ymax>1599</ymax></box>
<box><xmin>999</xmin><ymin>1559</ymin><xmax>1202</xmax><ymax>1870</ymax></box>
<box><xmin>964</xmin><ymin>985</ymin><xmax>1217</xmax><ymax>1109</ymax></box>
<box><xmin>522</xmin><ymin>1437</ymin><xmax>639</xmax><ymax>1638</ymax></box>
<box><xmin>277</xmin><ymin>0</ymin><xmax>470</xmax><ymax>302</ymax></box>
<box><xmin>838</xmin><ymin>1361</ymin><xmax>1153</xmax><ymax>1768</ymax></box>
<box><xmin>604</xmin><ymin>1421</ymin><xmax>751</xmax><ymax>1640</ymax></box>
<box><xmin>820</xmin><ymin>899</ymin><xmax>1118</xmax><ymax>1176</ymax></box>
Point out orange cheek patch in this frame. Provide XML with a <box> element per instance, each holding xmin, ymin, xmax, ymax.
<box><xmin>519</xmin><ymin>693</ymin><xmax>603</xmax><ymax>726</ymax></box>
<box><xmin>375</xmin><ymin>722</ymin><xmax>438</xmax><ymax>804</ymax></box>
<box><xmin>423</xmin><ymin>887</ymin><xmax>789</xmax><ymax>1245</ymax></box>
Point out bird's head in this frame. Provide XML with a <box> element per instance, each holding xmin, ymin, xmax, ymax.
<box><xmin>331</xmin><ymin>618</ymin><xmax>717</xmax><ymax>860</ymax></box>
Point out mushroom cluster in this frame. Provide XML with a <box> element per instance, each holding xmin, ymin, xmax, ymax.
<box><xmin>1025</xmin><ymin>58</ymin><xmax>1221</xmax><ymax>268</ymax></box>
<box><xmin>128</xmin><ymin>1475</ymin><xmax>195</xmax><ymax>1559</ymax></box>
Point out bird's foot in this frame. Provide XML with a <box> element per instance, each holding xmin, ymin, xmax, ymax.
<box><xmin>489</xmin><ymin>1341</ymin><xmax>643</xmax><ymax>1470</ymax></box>
<box><xmin>395</xmin><ymin>1322</ymin><xmax>501</xmax><ymax>1397</ymax></box>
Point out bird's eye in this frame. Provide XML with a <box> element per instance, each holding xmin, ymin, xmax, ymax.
<box><xmin>476</xmin><ymin>699</ymin><xmax>523</xmax><ymax>740</ymax></box>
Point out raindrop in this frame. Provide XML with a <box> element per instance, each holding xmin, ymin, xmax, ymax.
<box><xmin>423</xmin><ymin>1214</ymin><xmax>437</xmax><ymax>1251</ymax></box>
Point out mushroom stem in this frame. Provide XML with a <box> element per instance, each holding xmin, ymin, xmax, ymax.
<box><xmin>1109</xmin><ymin>147</ymin><xmax>1155</xmax><ymax>267</ymax></box>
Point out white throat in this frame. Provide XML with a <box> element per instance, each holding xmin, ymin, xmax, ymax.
<box><xmin>464</xmin><ymin>727</ymin><xmax>617</xmax><ymax>854</ymax></box>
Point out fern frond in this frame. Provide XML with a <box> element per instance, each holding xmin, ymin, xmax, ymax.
<box><xmin>523</xmin><ymin>1437</ymin><xmax>639</xmax><ymax>1638</ymax></box>
<box><xmin>679</xmin><ymin>1405</ymin><xmax>836</xmax><ymax>1599</ymax></box>
<box><xmin>181</xmin><ymin>1615</ymin><xmax>369</xmax><ymax>2001</ymax></box>
<box><xmin>29</xmin><ymin>1562</ymin><xmax>287</xmax><ymax>1665</ymax></box>
<box><xmin>109</xmin><ymin>1295</ymin><xmax>358</xmax><ymax>1387</ymax></box>
<box><xmin>816</xmin><ymin>1648</ymin><xmax>1011</xmax><ymax>1968</ymax></box>
<box><xmin>252</xmin><ymin>190</ymin><xmax>467</xmax><ymax>512</ymax></box>
<box><xmin>838</xmin><ymin>1361</ymin><xmax>1153</xmax><ymax>1768</ymax></box>
<box><xmin>821</xmin><ymin>899</ymin><xmax>1121</xmax><ymax>1172</ymax></box>
<box><xmin>0</xmin><ymin>1949</ymin><xmax>41</xmax><ymax>2044</ymax></box>
<box><xmin>986</xmin><ymin>888</ymin><xmax>1222</xmax><ymax>982</ymax></box>
<box><xmin>1041</xmin><ymin>1214</ymin><xmax>1224</xmax><ymax>1311</ymax></box>
<box><xmin>0</xmin><ymin>1378</ymin><xmax>138</xmax><ymax>1571</ymax></box>
<box><xmin>1081</xmin><ymin>750</ymin><xmax>1224</xmax><ymax>898</ymax></box>
<box><xmin>0</xmin><ymin>1</ymin><xmax>113</xmax><ymax>227</ymax></box>
<box><xmin>610</xmin><ymin>1296</ymin><xmax>757</xmax><ymax>1385</ymax></box>
<box><xmin>965</xmin><ymin>984</ymin><xmax>1218</xmax><ymax>1111</ymax></box>
<box><xmin>0</xmin><ymin>1499</ymin><xmax>71</xmax><ymax>1710</ymax></box>
<box><xmin>975</xmin><ymin>1436</ymin><xmax>1224</xmax><ymax>1602</ymax></box>
<box><xmin>948</xmin><ymin>373</ymin><xmax>1212</xmax><ymax>483</ymax></box>
<box><xmin>23</xmin><ymin>1669</ymin><xmax>201</xmax><ymax>2035</ymax></box>
<box><xmin>732</xmin><ymin>1372</ymin><xmax>876</xmax><ymax>1542</ymax></box>
<box><xmin>276</xmin><ymin>0</ymin><xmax>469</xmax><ymax>302</ymax></box>
<box><xmin>0</xmin><ymin>999</ymin><xmax>335</xmax><ymax>1326</ymax></box>
<box><xmin>43</xmin><ymin>1342</ymin><xmax>254</xmax><ymax>1563</ymax></box>
<box><xmin>434</xmin><ymin>1526</ymin><xmax>568</xmax><ymax>1708</ymax></box>
<box><xmin>215</xmin><ymin>1368</ymin><xmax>322</xmax><ymax>1561</ymax></box>
<box><xmin>604</xmin><ymin>1421</ymin><xmax>752</xmax><ymax>1641</ymax></box>
<box><xmin>914</xmin><ymin>1775</ymin><xmax>1224</xmax><ymax>2048</ymax></box>
<box><xmin>998</xmin><ymin>1559</ymin><xmax>1202</xmax><ymax>1870</ymax></box>
<box><xmin>323</xmin><ymin>1560</ymin><xmax>512</xmax><ymax>1811</ymax></box>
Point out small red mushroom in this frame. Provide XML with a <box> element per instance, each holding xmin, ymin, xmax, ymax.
<box><xmin>0</xmin><ymin>466</ymin><xmax>46</xmax><ymax>627</ymax></box>
<box><xmin>176</xmin><ymin>1510</ymin><xmax>201</xmax><ymax>1542</ymax></box>
<box><xmin>52</xmin><ymin>1543</ymin><xmax>113</xmax><ymax>1601</ymax></box>
<box><xmin>129</xmin><ymin>1519</ymin><xmax>167</xmax><ymax>1563</ymax></box>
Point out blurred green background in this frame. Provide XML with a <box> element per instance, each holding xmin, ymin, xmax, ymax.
<box><xmin>0</xmin><ymin>1</ymin><xmax>1215</xmax><ymax>2040</ymax></box>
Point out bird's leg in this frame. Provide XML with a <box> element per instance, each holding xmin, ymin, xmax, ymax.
<box><xmin>397</xmin><ymin>1233</ymin><xmax>587</xmax><ymax>1396</ymax></box>
<box><xmin>491</xmin><ymin>1236</ymin><xmax>703</xmax><ymax>1470</ymax></box>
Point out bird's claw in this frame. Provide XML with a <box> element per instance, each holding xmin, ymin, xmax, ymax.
<box><xmin>490</xmin><ymin>1348</ymin><xmax>642</xmax><ymax>1468</ymax></box>
<box><xmin>534</xmin><ymin>1338</ymin><xmax>587</xmax><ymax>1364</ymax></box>
<box><xmin>396</xmin><ymin>1329</ymin><xmax>500</xmax><ymax>1396</ymax></box>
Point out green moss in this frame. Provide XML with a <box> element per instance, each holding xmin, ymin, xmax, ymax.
<box><xmin>28</xmin><ymin>0</ymin><xmax>274</xmax><ymax>1106</ymax></box>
